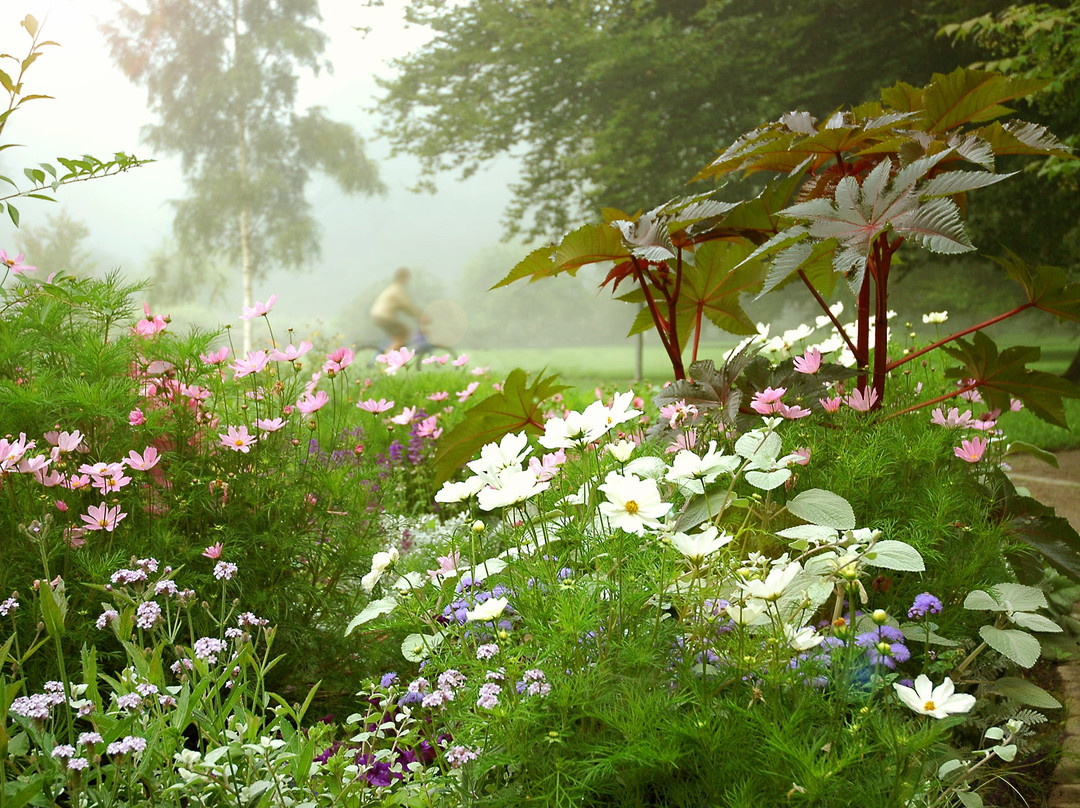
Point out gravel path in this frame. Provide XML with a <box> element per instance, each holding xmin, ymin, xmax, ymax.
<box><xmin>1009</xmin><ymin>451</ymin><xmax>1080</xmax><ymax>806</ymax></box>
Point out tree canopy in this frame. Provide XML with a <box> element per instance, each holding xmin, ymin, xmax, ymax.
<box><xmin>106</xmin><ymin>0</ymin><xmax>384</xmax><ymax>349</ymax></box>
<box><xmin>377</xmin><ymin>0</ymin><xmax>998</xmax><ymax>238</ymax></box>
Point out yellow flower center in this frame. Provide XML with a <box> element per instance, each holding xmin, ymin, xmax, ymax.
<box><xmin>624</xmin><ymin>500</ymin><xmax>639</xmax><ymax>514</ymax></box>
<box><xmin>98</xmin><ymin>518</ymin><xmax>107</xmax><ymax>527</ymax></box>
<box><xmin>923</xmin><ymin>700</ymin><xmax>936</xmax><ymax>712</ymax></box>
<box><xmin>234</xmin><ymin>439</ymin><xmax>244</xmax><ymax>446</ymax></box>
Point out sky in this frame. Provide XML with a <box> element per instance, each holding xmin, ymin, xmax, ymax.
<box><xmin>0</xmin><ymin>1</ymin><xmax>522</xmax><ymax>336</ymax></box>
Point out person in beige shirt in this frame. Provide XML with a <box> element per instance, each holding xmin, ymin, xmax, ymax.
<box><xmin>369</xmin><ymin>267</ymin><xmax>422</xmax><ymax>351</ymax></box>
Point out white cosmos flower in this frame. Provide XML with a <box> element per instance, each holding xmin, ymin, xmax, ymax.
<box><xmin>738</xmin><ymin>560</ymin><xmax>802</xmax><ymax>601</ymax></box>
<box><xmin>597</xmin><ymin>471</ymin><xmax>671</xmax><ymax>535</ymax></box>
<box><xmin>784</xmin><ymin>624</ymin><xmax>824</xmax><ymax>651</ymax></box>
<box><xmin>666</xmin><ymin>440</ymin><xmax>741</xmax><ymax>493</ymax></box>
<box><xmin>477</xmin><ymin>467</ymin><xmax>550</xmax><ymax>511</ymax></box>
<box><xmin>465</xmin><ymin>596</ymin><xmax>509</xmax><ymax>623</ymax></box>
<box><xmin>606</xmin><ymin>439</ymin><xmax>636</xmax><ymax>463</ymax></box>
<box><xmin>467</xmin><ymin>431</ymin><xmax>532</xmax><ymax>483</ymax></box>
<box><xmin>539</xmin><ymin>409</ymin><xmax>608</xmax><ymax>450</ymax></box>
<box><xmin>922</xmin><ymin>311</ymin><xmax>949</xmax><ymax>324</ymax></box>
<box><xmin>583</xmin><ymin>391</ymin><xmax>642</xmax><ymax>432</ymax></box>
<box><xmin>669</xmin><ymin>525</ymin><xmax>732</xmax><ymax>563</ymax></box>
<box><xmin>725</xmin><ymin>601</ymin><xmax>768</xmax><ymax>626</ymax></box>
<box><xmin>434</xmin><ymin>476</ymin><xmax>487</xmax><ymax>504</ymax></box>
<box><xmin>893</xmin><ymin>675</ymin><xmax>975</xmax><ymax>719</ymax></box>
<box><xmin>361</xmin><ymin>548</ymin><xmax>400</xmax><ymax>593</ymax></box>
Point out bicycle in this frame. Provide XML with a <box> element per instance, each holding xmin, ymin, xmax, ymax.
<box><xmin>353</xmin><ymin>330</ymin><xmax>453</xmax><ymax>368</ymax></box>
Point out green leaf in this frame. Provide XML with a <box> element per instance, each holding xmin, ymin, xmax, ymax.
<box><xmin>551</xmin><ymin>221</ymin><xmax>630</xmax><ymax>270</ymax></box>
<box><xmin>996</xmin><ymin>250</ymin><xmax>1080</xmax><ymax>324</ymax></box>
<box><xmin>898</xmin><ymin>621</ymin><xmax>958</xmax><ymax>646</ymax></box>
<box><xmin>864</xmin><ymin>540</ymin><xmax>925</xmax><ymax>572</ymax></box>
<box><xmin>956</xmin><ymin>791</ymin><xmax>984</xmax><ymax>808</ymax></box>
<box><xmin>672</xmin><ymin>240</ymin><xmax>766</xmax><ymax>345</ymax></box>
<box><xmin>1009</xmin><ymin>611</ymin><xmax>1061</xmax><ymax>633</ymax></box>
<box><xmin>345</xmin><ymin>596</ymin><xmax>397</xmax><ymax>635</ymax></box>
<box><xmin>980</xmin><ymin>625</ymin><xmax>1041</xmax><ymax>668</ymax></box>
<box><xmin>401</xmin><ymin>632</ymin><xmax>443</xmax><ymax>663</ymax></box>
<box><xmin>675</xmin><ymin>488</ymin><xmax>736</xmax><ymax>532</ymax></box>
<box><xmin>965</xmin><ymin>589</ymin><xmax>1003</xmax><ymax>611</ymax></box>
<box><xmin>1005</xmin><ymin>440</ymin><xmax>1059</xmax><ymax>468</ymax></box>
<box><xmin>492</xmin><ymin>243</ymin><xmax>558</xmax><ymax>288</ymax></box>
<box><xmin>2</xmin><ymin>776</ymin><xmax>45</xmax><ymax>808</ymax></box>
<box><xmin>922</xmin><ymin>68</ymin><xmax>1046</xmax><ymax>133</ymax></box>
<box><xmin>6</xmin><ymin>203</ymin><xmax>18</xmax><ymax>227</ymax></box>
<box><xmin>0</xmin><ymin>69</ymin><xmax>13</xmax><ymax>94</ymax></box>
<box><xmin>987</xmin><ymin>676</ymin><xmax>1061</xmax><ymax>709</ymax></box>
<box><xmin>785</xmin><ymin>488</ymin><xmax>856</xmax><ymax>530</ymax></box>
<box><xmin>433</xmin><ymin>368</ymin><xmax>567</xmax><ymax>486</ymax></box>
<box><xmin>991</xmin><ymin>582</ymin><xmax>1048</xmax><ymax>613</ymax></box>
<box><xmin>943</xmin><ymin>331</ymin><xmax>1080</xmax><ymax>427</ymax></box>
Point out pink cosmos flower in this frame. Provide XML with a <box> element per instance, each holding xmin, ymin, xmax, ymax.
<box><xmin>457</xmin><ymin>381</ymin><xmax>480</xmax><ymax>402</ymax></box>
<box><xmin>819</xmin><ymin>396</ymin><xmax>842</xmax><ymax>413</ymax></box>
<box><xmin>18</xmin><ymin>454</ymin><xmax>50</xmax><ymax>475</ymax></box>
<box><xmin>322</xmin><ymin>347</ymin><xmax>355</xmax><ymax>373</ymax></box>
<box><xmin>930</xmin><ymin>407</ymin><xmax>973</xmax><ymax>428</ymax></box>
<box><xmin>659</xmin><ymin>400</ymin><xmax>698</xmax><ymax>428</ymax></box>
<box><xmin>220</xmin><ymin>425</ymin><xmax>257</xmax><ymax>453</ymax></box>
<box><xmin>81</xmin><ymin>502</ymin><xmax>127</xmax><ymax>532</ymax></box>
<box><xmin>239</xmin><ymin>294</ymin><xmax>278</xmax><ymax>320</ymax></box>
<box><xmin>375</xmin><ymin>346</ymin><xmax>415</xmax><ymax>375</ymax></box>
<box><xmin>528</xmin><ymin>449</ymin><xmax>567</xmax><ymax>482</ymax></box>
<box><xmin>954</xmin><ymin>437</ymin><xmax>987</xmax><ymax>463</ymax></box>
<box><xmin>391</xmin><ymin>406</ymin><xmax>418</xmax><ymax>425</ymax></box>
<box><xmin>970</xmin><ymin>409</ymin><xmax>1000</xmax><ymax>431</ymax></box>
<box><xmin>415</xmin><ymin>415</ymin><xmax>443</xmax><ymax>439</ymax></box>
<box><xmin>55</xmin><ymin>500</ymin><xmax>68</xmax><ymax>512</ymax></box>
<box><xmin>957</xmin><ymin>379</ymin><xmax>983</xmax><ymax>403</ymax></box>
<box><xmin>79</xmin><ymin>461</ymin><xmax>122</xmax><ymax>478</ymax></box>
<box><xmin>202</xmin><ymin>542</ymin><xmax>223</xmax><ymax>560</ymax></box>
<box><xmin>1010</xmin><ymin>398</ymin><xmax>1023</xmax><ymax>412</ymax></box>
<box><xmin>129</xmin><ymin>408</ymin><xmax>146</xmax><ymax>426</ymax></box>
<box><xmin>845</xmin><ymin>388</ymin><xmax>879</xmax><ymax>412</ymax></box>
<box><xmin>255</xmin><ymin>417</ymin><xmax>287</xmax><ymax>432</ymax></box>
<box><xmin>92</xmin><ymin>471</ymin><xmax>132</xmax><ymax>495</ymax></box>
<box><xmin>793</xmin><ymin>348</ymin><xmax>822</xmax><ymax>374</ymax></box>
<box><xmin>65</xmin><ymin>473</ymin><xmax>91</xmax><ymax>491</ymax></box>
<box><xmin>427</xmin><ymin>551</ymin><xmax>461</xmax><ymax>581</ymax></box>
<box><xmin>126</xmin><ymin>447</ymin><xmax>160</xmax><ymax>471</ymax></box>
<box><xmin>422</xmin><ymin>354</ymin><xmax>450</xmax><ymax>365</ymax></box>
<box><xmin>0</xmin><ymin>249</ymin><xmax>35</xmax><ymax>275</ymax></box>
<box><xmin>428</xmin><ymin>391</ymin><xmax>449</xmax><ymax>401</ymax></box>
<box><xmin>46</xmin><ymin>430</ymin><xmax>85</xmax><ymax>453</ymax></box>
<box><xmin>304</xmin><ymin>371</ymin><xmax>322</xmax><ymax>395</ymax></box>
<box><xmin>37</xmin><ymin>469</ymin><xmax>64</xmax><ymax>487</ymax></box>
<box><xmin>231</xmin><ymin>350</ymin><xmax>270</xmax><ymax>379</ymax></box>
<box><xmin>471</xmin><ymin>365</ymin><xmax>490</xmax><ymax>376</ymax></box>
<box><xmin>666</xmin><ymin>429</ymin><xmax>697</xmax><ymax>453</ymax></box>
<box><xmin>200</xmin><ymin>346</ymin><xmax>230</xmax><ymax>365</ymax></box>
<box><xmin>296</xmin><ymin>390</ymin><xmax>329</xmax><ymax>415</ymax></box>
<box><xmin>452</xmin><ymin>354</ymin><xmax>469</xmax><ymax>367</ymax></box>
<box><xmin>750</xmin><ymin>387</ymin><xmax>786</xmax><ymax>415</ymax></box>
<box><xmin>793</xmin><ymin>447</ymin><xmax>811</xmax><ymax>466</ymax></box>
<box><xmin>132</xmin><ymin>302</ymin><xmax>168</xmax><ymax>337</ymax></box>
<box><xmin>357</xmin><ymin>398</ymin><xmax>394</xmax><ymax>413</ymax></box>
<box><xmin>778</xmin><ymin>402</ymin><xmax>812</xmax><ymax>420</ymax></box>
<box><xmin>268</xmin><ymin>341</ymin><xmax>312</xmax><ymax>362</ymax></box>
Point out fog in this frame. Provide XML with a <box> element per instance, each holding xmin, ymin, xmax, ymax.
<box><xmin>0</xmin><ymin>1</ymin><xmax>534</xmax><ymax>344</ymax></box>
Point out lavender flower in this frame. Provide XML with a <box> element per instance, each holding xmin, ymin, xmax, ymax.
<box><xmin>908</xmin><ymin>592</ymin><xmax>943</xmax><ymax>619</ymax></box>
<box><xmin>135</xmin><ymin>601</ymin><xmax>162</xmax><ymax>630</ymax></box>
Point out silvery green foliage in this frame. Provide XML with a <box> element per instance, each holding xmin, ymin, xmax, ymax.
<box><xmin>965</xmin><ymin>583</ymin><xmax>1063</xmax><ymax>668</ymax></box>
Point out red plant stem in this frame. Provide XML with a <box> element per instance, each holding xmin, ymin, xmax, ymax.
<box><xmin>885</xmin><ymin>382</ymin><xmax>981</xmax><ymax>420</ymax></box>
<box><xmin>692</xmin><ymin>301</ymin><xmax>704</xmax><ymax>363</ymax></box>
<box><xmin>886</xmin><ymin>302</ymin><xmax>1037</xmax><ymax>372</ymax></box>
<box><xmin>669</xmin><ymin>249</ymin><xmax>685</xmax><ymax>359</ymax></box>
<box><xmin>631</xmin><ymin>257</ymin><xmax>686</xmax><ymax>380</ymax></box>
<box><xmin>798</xmin><ymin>269</ymin><xmax>858</xmax><ymax>357</ymax></box>
<box><xmin>871</xmin><ymin>234</ymin><xmax>895</xmax><ymax>410</ymax></box>
<box><xmin>856</xmin><ymin>271</ymin><xmax>871</xmax><ymax>391</ymax></box>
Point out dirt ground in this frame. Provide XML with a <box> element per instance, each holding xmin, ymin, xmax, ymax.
<box><xmin>1007</xmin><ymin>449</ymin><xmax>1080</xmax><ymax>531</ymax></box>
